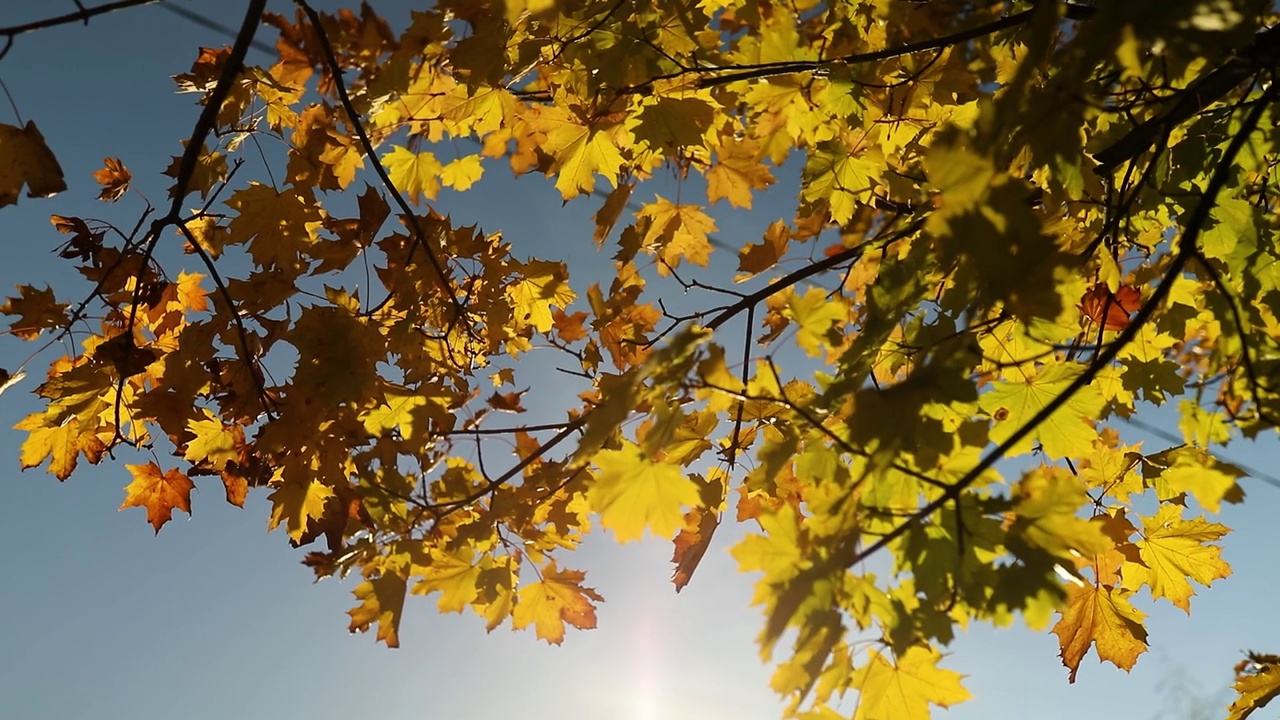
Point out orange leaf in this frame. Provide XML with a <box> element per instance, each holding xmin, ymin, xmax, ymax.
<box><xmin>671</xmin><ymin>508</ymin><xmax>719</xmax><ymax>592</ymax></box>
<box><xmin>1051</xmin><ymin>583</ymin><xmax>1148</xmax><ymax>682</ymax></box>
<box><xmin>552</xmin><ymin>309</ymin><xmax>590</xmax><ymax>342</ymax></box>
<box><xmin>1080</xmin><ymin>284</ymin><xmax>1141</xmax><ymax>331</ymax></box>
<box><xmin>93</xmin><ymin>157</ymin><xmax>132</xmax><ymax>202</ymax></box>
<box><xmin>119</xmin><ymin>462</ymin><xmax>195</xmax><ymax>533</ymax></box>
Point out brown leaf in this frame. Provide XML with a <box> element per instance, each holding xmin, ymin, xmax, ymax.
<box><xmin>94</xmin><ymin>333</ymin><xmax>159</xmax><ymax>378</ymax></box>
<box><xmin>93</xmin><ymin>157</ymin><xmax>132</xmax><ymax>202</ymax></box>
<box><xmin>0</xmin><ymin>121</ymin><xmax>66</xmax><ymax>207</ymax></box>
<box><xmin>486</xmin><ymin>388</ymin><xmax>528</xmax><ymax>413</ymax></box>
<box><xmin>1</xmin><ymin>285</ymin><xmax>69</xmax><ymax>340</ymax></box>
<box><xmin>51</xmin><ymin>214</ymin><xmax>105</xmax><ymax>261</ymax></box>
<box><xmin>671</xmin><ymin>508</ymin><xmax>719</xmax><ymax>592</ymax></box>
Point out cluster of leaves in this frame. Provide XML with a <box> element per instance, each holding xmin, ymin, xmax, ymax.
<box><xmin>6</xmin><ymin>0</ymin><xmax>1280</xmax><ymax>717</ymax></box>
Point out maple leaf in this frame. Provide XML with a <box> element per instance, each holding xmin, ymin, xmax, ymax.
<box><xmin>529</xmin><ymin>106</ymin><xmax>626</xmax><ymax>199</ymax></box>
<box><xmin>1143</xmin><ymin>445</ymin><xmax>1243</xmax><ymax>512</ymax></box>
<box><xmin>440</xmin><ymin>155</ymin><xmax>484</xmax><ymax>191</ymax></box>
<box><xmin>800</xmin><ymin>141</ymin><xmax>878</xmax><ymax>224</ymax></box>
<box><xmin>1080</xmin><ymin>284</ymin><xmax>1142</xmax><ymax>331</ymax></box>
<box><xmin>119</xmin><ymin>462</ymin><xmax>196</xmax><ymax>533</ymax></box>
<box><xmin>1129</xmin><ymin>504</ymin><xmax>1231</xmax><ymax>612</ymax></box>
<box><xmin>162</xmin><ymin>142</ymin><xmax>226</xmax><ymax>199</ymax></box>
<box><xmin>505</xmin><ymin>259</ymin><xmax>574</xmax><ymax>333</ymax></box>
<box><xmin>637</xmin><ymin>197</ymin><xmax>717</xmax><ymax>275</ymax></box>
<box><xmin>183</xmin><ymin>411</ymin><xmax>246</xmax><ymax>470</ymax></box>
<box><xmin>707</xmin><ymin>138</ymin><xmax>776</xmax><ymax>209</ymax></box>
<box><xmin>1228</xmin><ymin>661</ymin><xmax>1280</xmax><ymax>720</ymax></box>
<box><xmin>1051</xmin><ymin>583</ymin><xmax>1148</xmax><ymax>683</ymax></box>
<box><xmin>632</xmin><ymin>96</ymin><xmax>716</xmax><ymax>151</ymax></box>
<box><xmin>224</xmin><ymin>183</ymin><xmax>325</xmax><ymax>269</ymax></box>
<box><xmin>0</xmin><ymin>121</ymin><xmax>66</xmax><ymax>207</ymax></box>
<box><xmin>362</xmin><ymin>390</ymin><xmax>431</xmax><ymax>439</ymax></box>
<box><xmin>980</xmin><ymin>363</ymin><xmax>1105</xmax><ymax>459</ymax></box>
<box><xmin>587</xmin><ymin>441</ymin><xmax>700</xmax><ymax>543</ymax></box>
<box><xmin>93</xmin><ymin>157</ymin><xmax>132</xmax><ymax>202</ymax></box>
<box><xmin>738</xmin><ymin>220</ymin><xmax>790</xmax><ymax>277</ymax></box>
<box><xmin>731</xmin><ymin>505</ymin><xmax>806</xmax><ymax>585</ymax></box>
<box><xmin>592</xmin><ymin>183</ymin><xmax>633</xmax><ymax>245</ymax></box>
<box><xmin>1007</xmin><ymin>468</ymin><xmax>1109</xmax><ymax>561</ymax></box>
<box><xmin>268</xmin><ymin>475</ymin><xmax>336</xmax><ymax>543</ymax></box>
<box><xmin>2</xmin><ymin>285</ymin><xmax>69</xmax><ymax>340</ymax></box>
<box><xmin>17</xmin><ymin>415</ymin><xmax>106</xmax><ymax>481</ymax></box>
<box><xmin>411</xmin><ymin>549</ymin><xmax>483</xmax><ymax>614</ymax></box>
<box><xmin>383</xmin><ymin>147</ymin><xmax>443</xmax><ymax>203</ymax></box>
<box><xmin>511</xmin><ymin>562</ymin><xmax>603</xmax><ymax>645</ymax></box>
<box><xmin>785</xmin><ymin>287</ymin><xmax>845</xmax><ymax>357</ymax></box>
<box><xmin>348</xmin><ymin>572</ymin><xmax>407</xmax><ymax>648</ymax></box>
<box><xmin>851</xmin><ymin>646</ymin><xmax>971</xmax><ymax>720</ymax></box>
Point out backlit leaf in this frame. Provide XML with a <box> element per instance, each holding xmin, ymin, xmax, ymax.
<box><xmin>587</xmin><ymin>441</ymin><xmax>700</xmax><ymax>543</ymax></box>
<box><xmin>119</xmin><ymin>462</ymin><xmax>195</xmax><ymax>533</ymax></box>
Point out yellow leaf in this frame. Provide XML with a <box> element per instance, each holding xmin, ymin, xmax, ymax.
<box><xmin>980</xmin><ymin>363</ymin><xmax>1104</xmax><ymax>459</ymax></box>
<box><xmin>925</xmin><ymin>143</ymin><xmax>995</xmax><ymax>212</ymax></box>
<box><xmin>382</xmin><ymin>146</ymin><xmax>443</xmax><ymax>203</ymax></box>
<box><xmin>785</xmin><ymin>287</ymin><xmax>845</xmax><ymax>356</ymax></box>
<box><xmin>2</xmin><ymin>284</ymin><xmax>70</xmax><ymax>340</ymax></box>
<box><xmin>184</xmin><ymin>412</ymin><xmax>245</xmax><ymax>470</ymax></box>
<box><xmin>638</xmin><ymin>196</ymin><xmax>717</xmax><ymax>275</ymax></box>
<box><xmin>18</xmin><ymin>415</ymin><xmax>106</xmax><ymax>481</ymax></box>
<box><xmin>1144</xmin><ymin>445</ymin><xmax>1242</xmax><ymax>512</ymax></box>
<box><xmin>530</xmin><ymin>106</ymin><xmax>626</xmax><ymax>199</ymax></box>
<box><xmin>1228</xmin><ymin>662</ymin><xmax>1280</xmax><ymax>720</ymax></box>
<box><xmin>851</xmin><ymin>646</ymin><xmax>971</xmax><ymax>720</ymax></box>
<box><xmin>174</xmin><ymin>271</ymin><xmax>209</xmax><ymax>313</ymax></box>
<box><xmin>440</xmin><ymin>155</ymin><xmax>484</xmax><ymax>191</ymax></box>
<box><xmin>800</xmin><ymin>142</ymin><xmax>877</xmax><ymax>224</ymax></box>
<box><xmin>731</xmin><ymin>505</ymin><xmax>806</xmax><ymax>586</ymax></box>
<box><xmin>737</xmin><ymin>220</ymin><xmax>789</xmax><ymax>277</ymax></box>
<box><xmin>505</xmin><ymin>259</ymin><xmax>575</xmax><ymax>333</ymax></box>
<box><xmin>362</xmin><ymin>390</ymin><xmax>430</xmax><ymax>438</ymax></box>
<box><xmin>267</xmin><ymin>476</ymin><xmax>336</xmax><ymax>542</ymax></box>
<box><xmin>225</xmin><ymin>183</ymin><xmax>324</xmax><ymax>269</ymax></box>
<box><xmin>707</xmin><ymin>139</ymin><xmax>775</xmax><ymax>209</ymax></box>
<box><xmin>587</xmin><ymin>440</ymin><xmax>700</xmax><ymax>542</ymax></box>
<box><xmin>411</xmin><ymin>548</ymin><xmax>482</xmax><ymax>613</ymax></box>
<box><xmin>511</xmin><ymin>562</ymin><xmax>603</xmax><ymax>645</ymax></box>
<box><xmin>1008</xmin><ymin>467</ymin><xmax>1109</xmax><ymax>560</ymax></box>
<box><xmin>0</xmin><ymin>120</ymin><xmax>66</xmax><ymax>207</ymax></box>
<box><xmin>1131</xmin><ymin>504</ymin><xmax>1231</xmax><ymax>612</ymax></box>
<box><xmin>348</xmin><ymin>572</ymin><xmax>407</xmax><ymax>648</ymax></box>
<box><xmin>1051</xmin><ymin>583</ymin><xmax>1148</xmax><ymax>683</ymax></box>
<box><xmin>119</xmin><ymin>462</ymin><xmax>195</xmax><ymax>533</ymax></box>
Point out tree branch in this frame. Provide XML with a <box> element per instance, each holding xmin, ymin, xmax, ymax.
<box><xmin>0</xmin><ymin>0</ymin><xmax>160</xmax><ymax>60</ymax></box>
<box><xmin>1094</xmin><ymin>24</ymin><xmax>1280</xmax><ymax>173</ymax></box>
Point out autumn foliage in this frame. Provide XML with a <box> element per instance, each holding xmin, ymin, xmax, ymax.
<box><xmin>5</xmin><ymin>0</ymin><xmax>1280</xmax><ymax>718</ymax></box>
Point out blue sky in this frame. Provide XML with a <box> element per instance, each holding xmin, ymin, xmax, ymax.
<box><xmin>0</xmin><ymin>2</ymin><xmax>1276</xmax><ymax>719</ymax></box>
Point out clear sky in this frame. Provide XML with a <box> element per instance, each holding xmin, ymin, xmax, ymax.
<box><xmin>0</xmin><ymin>2</ymin><xmax>1276</xmax><ymax>720</ymax></box>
